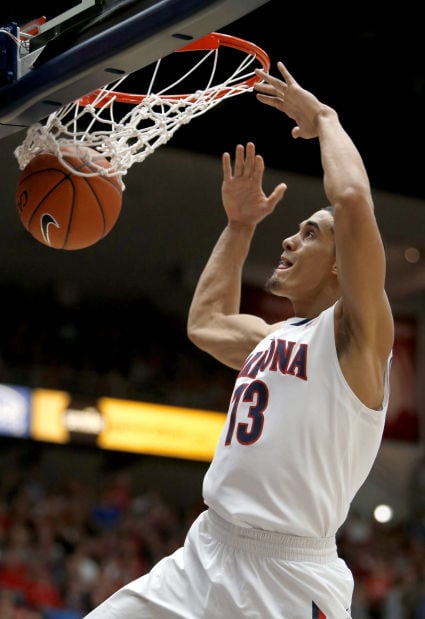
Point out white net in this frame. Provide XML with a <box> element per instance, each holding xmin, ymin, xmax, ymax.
<box><xmin>14</xmin><ymin>34</ymin><xmax>269</xmax><ymax>180</ymax></box>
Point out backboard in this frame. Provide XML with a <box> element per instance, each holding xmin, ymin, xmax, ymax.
<box><xmin>0</xmin><ymin>0</ymin><xmax>271</xmax><ymax>140</ymax></box>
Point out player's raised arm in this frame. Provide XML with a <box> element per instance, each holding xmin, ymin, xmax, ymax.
<box><xmin>187</xmin><ymin>142</ymin><xmax>286</xmax><ymax>369</ymax></box>
<box><xmin>254</xmin><ymin>63</ymin><xmax>394</xmax><ymax>408</ymax></box>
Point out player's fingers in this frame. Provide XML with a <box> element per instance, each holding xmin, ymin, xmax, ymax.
<box><xmin>255</xmin><ymin>92</ymin><xmax>284</xmax><ymax>110</ymax></box>
<box><xmin>276</xmin><ymin>61</ymin><xmax>296</xmax><ymax>85</ymax></box>
<box><xmin>253</xmin><ymin>82</ymin><xmax>279</xmax><ymax>99</ymax></box>
<box><xmin>254</xmin><ymin>67</ymin><xmax>269</xmax><ymax>81</ymax></box>
<box><xmin>233</xmin><ymin>144</ymin><xmax>245</xmax><ymax>176</ymax></box>
<box><xmin>269</xmin><ymin>182</ymin><xmax>287</xmax><ymax>206</ymax></box>
<box><xmin>291</xmin><ymin>126</ymin><xmax>300</xmax><ymax>139</ymax></box>
<box><xmin>253</xmin><ymin>80</ymin><xmax>271</xmax><ymax>93</ymax></box>
<box><xmin>222</xmin><ymin>152</ymin><xmax>232</xmax><ymax>180</ymax></box>
<box><xmin>255</xmin><ymin>68</ymin><xmax>287</xmax><ymax>91</ymax></box>
<box><xmin>243</xmin><ymin>142</ymin><xmax>257</xmax><ymax>176</ymax></box>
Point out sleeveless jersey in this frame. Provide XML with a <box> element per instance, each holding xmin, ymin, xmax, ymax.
<box><xmin>203</xmin><ymin>303</ymin><xmax>392</xmax><ymax>538</ymax></box>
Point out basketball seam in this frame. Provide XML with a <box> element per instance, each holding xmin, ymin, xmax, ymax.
<box><xmin>73</xmin><ymin>158</ymin><xmax>107</xmax><ymax>237</ymax></box>
<box><xmin>62</xmin><ymin>154</ymin><xmax>122</xmax><ymax>193</ymax></box>
<box><xmin>66</xmin><ymin>156</ymin><xmax>121</xmax><ymax>239</ymax></box>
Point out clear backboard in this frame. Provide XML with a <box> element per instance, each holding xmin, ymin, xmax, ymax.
<box><xmin>0</xmin><ymin>0</ymin><xmax>271</xmax><ymax>140</ymax></box>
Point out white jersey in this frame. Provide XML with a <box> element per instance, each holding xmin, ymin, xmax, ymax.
<box><xmin>203</xmin><ymin>303</ymin><xmax>391</xmax><ymax>538</ymax></box>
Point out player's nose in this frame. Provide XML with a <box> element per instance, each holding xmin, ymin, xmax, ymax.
<box><xmin>282</xmin><ymin>233</ymin><xmax>297</xmax><ymax>250</ymax></box>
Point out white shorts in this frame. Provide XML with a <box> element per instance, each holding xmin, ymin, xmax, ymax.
<box><xmin>83</xmin><ymin>509</ymin><xmax>353</xmax><ymax>619</ymax></box>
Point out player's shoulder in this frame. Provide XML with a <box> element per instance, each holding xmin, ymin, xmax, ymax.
<box><xmin>266</xmin><ymin>319</ymin><xmax>287</xmax><ymax>335</ymax></box>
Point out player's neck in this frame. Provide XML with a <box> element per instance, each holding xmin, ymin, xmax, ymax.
<box><xmin>290</xmin><ymin>294</ymin><xmax>339</xmax><ymax>320</ymax></box>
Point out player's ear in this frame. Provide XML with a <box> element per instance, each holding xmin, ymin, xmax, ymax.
<box><xmin>331</xmin><ymin>260</ymin><xmax>337</xmax><ymax>276</ymax></box>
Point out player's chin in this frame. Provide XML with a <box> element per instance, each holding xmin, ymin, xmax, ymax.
<box><xmin>264</xmin><ymin>271</ymin><xmax>288</xmax><ymax>294</ymax></box>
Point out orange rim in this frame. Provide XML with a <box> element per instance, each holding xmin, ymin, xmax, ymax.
<box><xmin>79</xmin><ymin>32</ymin><xmax>270</xmax><ymax>106</ymax></box>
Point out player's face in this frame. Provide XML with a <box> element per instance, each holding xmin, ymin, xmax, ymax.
<box><xmin>265</xmin><ymin>209</ymin><xmax>336</xmax><ymax>298</ymax></box>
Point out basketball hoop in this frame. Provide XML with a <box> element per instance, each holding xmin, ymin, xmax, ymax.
<box><xmin>15</xmin><ymin>32</ymin><xmax>270</xmax><ymax>180</ymax></box>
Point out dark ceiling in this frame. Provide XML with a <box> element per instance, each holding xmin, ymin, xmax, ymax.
<box><xmin>2</xmin><ymin>1</ymin><xmax>424</xmax><ymax>200</ymax></box>
<box><xmin>187</xmin><ymin>3</ymin><xmax>425</xmax><ymax>202</ymax></box>
<box><xmin>1</xmin><ymin>2</ymin><xmax>424</xmax><ymax>314</ymax></box>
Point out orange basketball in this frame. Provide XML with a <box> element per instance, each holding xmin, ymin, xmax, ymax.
<box><xmin>15</xmin><ymin>145</ymin><xmax>123</xmax><ymax>250</ymax></box>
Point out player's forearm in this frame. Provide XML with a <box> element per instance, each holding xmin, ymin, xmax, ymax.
<box><xmin>317</xmin><ymin>108</ymin><xmax>372</xmax><ymax>207</ymax></box>
<box><xmin>187</xmin><ymin>221</ymin><xmax>255</xmax><ymax>339</ymax></box>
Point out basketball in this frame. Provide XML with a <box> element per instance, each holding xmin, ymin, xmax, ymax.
<box><xmin>15</xmin><ymin>145</ymin><xmax>123</xmax><ymax>250</ymax></box>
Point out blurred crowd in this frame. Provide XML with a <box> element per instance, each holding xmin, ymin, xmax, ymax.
<box><xmin>0</xmin><ymin>282</ymin><xmax>235</xmax><ymax>411</ymax></box>
<box><xmin>0</xmin><ymin>283</ymin><xmax>424</xmax><ymax>618</ymax></box>
<box><xmin>0</xmin><ymin>438</ymin><xmax>424</xmax><ymax>619</ymax></box>
<box><xmin>0</xmin><ymin>439</ymin><xmax>203</xmax><ymax>618</ymax></box>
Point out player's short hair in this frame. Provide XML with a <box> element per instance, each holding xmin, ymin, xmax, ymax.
<box><xmin>321</xmin><ymin>205</ymin><xmax>334</xmax><ymax>217</ymax></box>
<box><xmin>320</xmin><ymin>206</ymin><xmax>336</xmax><ymax>255</ymax></box>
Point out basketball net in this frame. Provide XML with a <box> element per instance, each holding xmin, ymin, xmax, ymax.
<box><xmin>14</xmin><ymin>33</ymin><xmax>270</xmax><ymax>180</ymax></box>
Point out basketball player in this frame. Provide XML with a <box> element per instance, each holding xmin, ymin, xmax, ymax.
<box><xmin>83</xmin><ymin>63</ymin><xmax>394</xmax><ymax>618</ymax></box>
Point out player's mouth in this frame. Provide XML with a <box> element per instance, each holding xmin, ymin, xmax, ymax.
<box><xmin>277</xmin><ymin>256</ymin><xmax>293</xmax><ymax>270</ymax></box>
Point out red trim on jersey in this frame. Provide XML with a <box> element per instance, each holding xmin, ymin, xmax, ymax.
<box><xmin>312</xmin><ymin>601</ymin><xmax>327</xmax><ymax>618</ymax></box>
